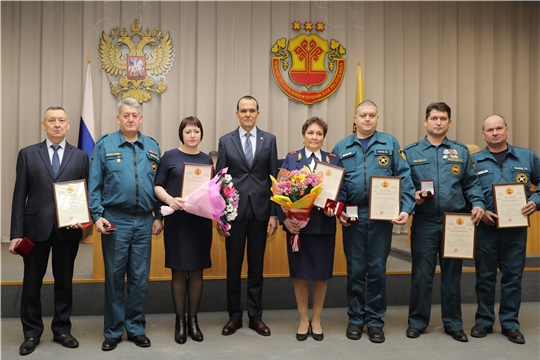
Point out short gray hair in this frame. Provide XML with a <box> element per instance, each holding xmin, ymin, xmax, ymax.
<box><xmin>118</xmin><ymin>98</ymin><xmax>140</xmax><ymax>115</ymax></box>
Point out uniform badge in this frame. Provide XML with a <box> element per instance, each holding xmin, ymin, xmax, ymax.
<box><xmin>378</xmin><ymin>155</ymin><xmax>389</xmax><ymax>166</ymax></box>
<box><xmin>297</xmin><ymin>152</ymin><xmax>302</xmax><ymax>161</ymax></box>
<box><xmin>398</xmin><ymin>147</ymin><xmax>406</xmax><ymax>161</ymax></box>
<box><xmin>117</xmin><ymin>156</ymin><xmax>121</xmax><ymax>163</ymax></box>
<box><xmin>325</xmin><ymin>155</ymin><xmax>330</xmax><ymax>163</ymax></box>
<box><xmin>451</xmin><ymin>164</ymin><xmax>461</xmax><ymax>175</ymax></box>
<box><xmin>516</xmin><ymin>173</ymin><xmax>528</xmax><ymax>183</ymax></box>
<box><xmin>471</xmin><ymin>157</ymin><xmax>477</xmax><ymax>172</ymax></box>
<box><xmin>151</xmin><ymin>161</ymin><xmax>157</xmax><ymax>172</ymax></box>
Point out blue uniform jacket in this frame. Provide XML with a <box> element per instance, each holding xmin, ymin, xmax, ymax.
<box><xmin>404</xmin><ymin>136</ymin><xmax>485</xmax><ymax>219</ymax></box>
<box><xmin>472</xmin><ymin>143</ymin><xmax>540</xmax><ymax>212</ymax></box>
<box><xmin>276</xmin><ymin>148</ymin><xmax>341</xmax><ymax>235</ymax></box>
<box><xmin>331</xmin><ymin>131</ymin><xmax>415</xmax><ymax>215</ymax></box>
<box><xmin>88</xmin><ymin>130</ymin><xmax>162</xmax><ymax>221</ymax></box>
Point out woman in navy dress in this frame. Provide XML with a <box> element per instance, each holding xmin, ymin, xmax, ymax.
<box><xmin>154</xmin><ymin>116</ymin><xmax>213</xmax><ymax>344</ymax></box>
<box><xmin>277</xmin><ymin>117</ymin><xmax>341</xmax><ymax>341</ymax></box>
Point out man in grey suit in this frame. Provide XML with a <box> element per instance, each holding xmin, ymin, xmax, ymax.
<box><xmin>216</xmin><ymin>95</ymin><xmax>278</xmax><ymax>336</ymax></box>
<box><xmin>9</xmin><ymin>106</ymin><xmax>89</xmax><ymax>356</ymax></box>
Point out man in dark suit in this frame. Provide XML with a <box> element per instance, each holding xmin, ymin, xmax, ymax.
<box><xmin>9</xmin><ymin>106</ymin><xmax>89</xmax><ymax>356</ymax></box>
<box><xmin>216</xmin><ymin>95</ymin><xmax>278</xmax><ymax>336</ymax></box>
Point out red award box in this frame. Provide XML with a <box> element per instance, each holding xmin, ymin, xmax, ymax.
<box><xmin>324</xmin><ymin>199</ymin><xmax>344</xmax><ymax>216</ymax></box>
<box><xmin>14</xmin><ymin>237</ymin><xmax>35</xmax><ymax>257</ymax></box>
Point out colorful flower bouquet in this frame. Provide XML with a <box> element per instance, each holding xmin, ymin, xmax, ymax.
<box><xmin>161</xmin><ymin>167</ymin><xmax>239</xmax><ymax>236</ymax></box>
<box><xmin>270</xmin><ymin>166</ymin><xmax>323</xmax><ymax>251</ymax></box>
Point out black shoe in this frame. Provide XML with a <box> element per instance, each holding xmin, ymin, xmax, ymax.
<box><xmin>128</xmin><ymin>334</ymin><xmax>151</xmax><ymax>347</ymax></box>
<box><xmin>470</xmin><ymin>324</ymin><xmax>493</xmax><ymax>338</ymax></box>
<box><xmin>502</xmin><ymin>328</ymin><xmax>525</xmax><ymax>344</ymax></box>
<box><xmin>406</xmin><ymin>327</ymin><xmax>422</xmax><ymax>339</ymax></box>
<box><xmin>175</xmin><ymin>315</ymin><xmax>187</xmax><ymax>344</ymax></box>
<box><xmin>296</xmin><ymin>332</ymin><xmax>309</xmax><ymax>341</ymax></box>
<box><xmin>368</xmin><ymin>327</ymin><xmax>385</xmax><ymax>343</ymax></box>
<box><xmin>19</xmin><ymin>338</ymin><xmax>40</xmax><ymax>356</ymax></box>
<box><xmin>445</xmin><ymin>329</ymin><xmax>469</xmax><ymax>342</ymax></box>
<box><xmin>188</xmin><ymin>315</ymin><xmax>203</xmax><ymax>342</ymax></box>
<box><xmin>311</xmin><ymin>322</ymin><xmax>324</xmax><ymax>342</ymax></box>
<box><xmin>346</xmin><ymin>323</ymin><xmax>363</xmax><ymax>340</ymax></box>
<box><xmin>53</xmin><ymin>333</ymin><xmax>79</xmax><ymax>348</ymax></box>
<box><xmin>101</xmin><ymin>337</ymin><xmax>121</xmax><ymax>351</ymax></box>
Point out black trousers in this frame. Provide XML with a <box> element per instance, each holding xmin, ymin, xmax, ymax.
<box><xmin>21</xmin><ymin>229</ymin><xmax>80</xmax><ymax>338</ymax></box>
<box><xmin>225</xmin><ymin>199</ymin><xmax>268</xmax><ymax>320</ymax></box>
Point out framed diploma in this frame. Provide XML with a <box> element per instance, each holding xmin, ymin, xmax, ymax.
<box><xmin>368</xmin><ymin>176</ymin><xmax>401</xmax><ymax>221</ymax></box>
<box><xmin>53</xmin><ymin>179</ymin><xmax>91</xmax><ymax>228</ymax></box>
<box><xmin>181</xmin><ymin>163</ymin><xmax>214</xmax><ymax>197</ymax></box>
<box><xmin>492</xmin><ymin>183</ymin><xmax>530</xmax><ymax>228</ymax></box>
<box><xmin>442</xmin><ymin>213</ymin><xmax>476</xmax><ymax>259</ymax></box>
<box><xmin>313</xmin><ymin>162</ymin><xmax>345</xmax><ymax>209</ymax></box>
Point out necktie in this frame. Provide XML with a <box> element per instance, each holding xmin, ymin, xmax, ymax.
<box><xmin>52</xmin><ymin>144</ymin><xmax>60</xmax><ymax>177</ymax></box>
<box><xmin>244</xmin><ymin>133</ymin><xmax>253</xmax><ymax>166</ymax></box>
<box><xmin>309</xmin><ymin>153</ymin><xmax>317</xmax><ymax>171</ymax></box>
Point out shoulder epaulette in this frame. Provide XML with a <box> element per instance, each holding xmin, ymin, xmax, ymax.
<box><xmin>288</xmin><ymin>150</ymin><xmax>299</xmax><ymax>155</ymax></box>
<box><xmin>404</xmin><ymin>142</ymin><xmax>419</xmax><ymax>150</ymax></box>
<box><xmin>328</xmin><ymin>153</ymin><xmax>338</xmax><ymax>158</ymax></box>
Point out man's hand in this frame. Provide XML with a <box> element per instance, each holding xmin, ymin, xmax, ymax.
<box><xmin>481</xmin><ymin>210</ymin><xmax>498</xmax><ymax>227</ymax></box>
<box><xmin>95</xmin><ymin>217</ymin><xmax>113</xmax><ymax>235</ymax></box>
<box><xmin>152</xmin><ymin>219</ymin><xmax>163</xmax><ymax>235</ymax></box>
<box><xmin>66</xmin><ymin>222</ymin><xmax>84</xmax><ymax>230</ymax></box>
<box><xmin>471</xmin><ymin>206</ymin><xmax>485</xmax><ymax>226</ymax></box>
<box><xmin>9</xmin><ymin>238</ymin><xmax>22</xmax><ymax>255</ymax></box>
<box><xmin>216</xmin><ymin>224</ymin><xmax>226</xmax><ymax>237</ymax></box>
<box><xmin>338</xmin><ymin>212</ymin><xmax>351</xmax><ymax>227</ymax></box>
<box><xmin>267</xmin><ymin>217</ymin><xmax>277</xmax><ymax>238</ymax></box>
<box><xmin>521</xmin><ymin>200</ymin><xmax>538</xmax><ymax>216</ymax></box>
<box><xmin>414</xmin><ymin>190</ymin><xmax>426</xmax><ymax>205</ymax></box>
<box><xmin>391</xmin><ymin>212</ymin><xmax>409</xmax><ymax>225</ymax></box>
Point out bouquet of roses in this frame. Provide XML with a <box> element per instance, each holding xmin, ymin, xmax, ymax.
<box><xmin>161</xmin><ymin>167</ymin><xmax>239</xmax><ymax>236</ymax></box>
<box><xmin>270</xmin><ymin>166</ymin><xmax>323</xmax><ymax>251</ymax></box>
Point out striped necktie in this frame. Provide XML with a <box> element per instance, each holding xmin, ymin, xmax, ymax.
<box><xmin>244</xmin><ymin>133</ymin><xmax>253</xmax><ymax>166</ymax></box>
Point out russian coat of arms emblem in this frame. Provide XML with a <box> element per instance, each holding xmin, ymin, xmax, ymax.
<box><xmin>270</xmin><ymin>21</ymin><xmax>346</xmax><ymax>105</ymax></box>
<box><xmin>98</xmin><ymin>19</ymin><xmax>175</xmax><ymax>103</ymax></box>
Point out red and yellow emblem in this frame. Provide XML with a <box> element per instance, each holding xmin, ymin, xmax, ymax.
<box><xmin>194</xmin><ymin>168</ymin><xmax>202</xmax><ymax>176</ymax></box>
<box><xmin>456</xmin><ymin>218</ymin><xmax>464</xmax><ymax>226</ymax></box>
<box><xmin>325</xmin><ymin>169</ymin><xmax>332</xmax><ymax>177</ymax></box>
<box><xmin>451</xmin><ymin>165</ymin><xmax>461</xmax><ymax>175</ymax></box>
<box><xmin>271</xmin><ymin>25</ymin><xmax>346</xmax><ymax>105</ymax></box>
<box><xmin>382</xmin><ymin>181</ymin><xmax>389</xmax><ymax>188</ymax></box>
<box><xmin>506</xmin><ymin>187</ymin><xmax>513</xmax><ymax>195</ymax></box>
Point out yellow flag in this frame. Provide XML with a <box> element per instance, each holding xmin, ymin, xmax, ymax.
<box><xmin>353</xmin><ymin>59</ymin><xmax>365</xmax><ymax>133</ymax></box>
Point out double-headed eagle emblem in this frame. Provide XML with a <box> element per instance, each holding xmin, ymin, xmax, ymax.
<box><xmin>98</xmin><ymin>19</ymin><xmax>175</xmax><ymax>103</ymax></box>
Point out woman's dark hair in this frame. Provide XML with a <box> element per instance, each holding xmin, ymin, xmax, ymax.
<box><xmin>178</xmin><ymin>116</ymin><xmax>203</xmax><ymax>144</ymax></box>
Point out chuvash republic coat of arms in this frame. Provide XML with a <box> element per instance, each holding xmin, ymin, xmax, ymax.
<box><xmin>98</xmin><ymin>19</ymin><xmax>175</xmax><ymax>103</ymax></box>
<box><xmin>271</xmin><ymin>21</ymin><xmax>346</xmax><ymax>105</ymax></box>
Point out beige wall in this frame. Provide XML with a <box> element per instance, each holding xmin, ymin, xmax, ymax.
<box><xmin>1</xmin><ymin>1</ymin><xmax>539</xmax><ymax>241</ymax></box>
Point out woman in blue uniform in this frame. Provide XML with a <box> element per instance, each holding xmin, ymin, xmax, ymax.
<box><xmin>154</xmin><ymin>117</ymin><xmax>213</xmax><ymax>344</ymax></box>
<box><xmin>278</xmin><ymin>117</ymin><xmax>341</xmax><ymax>341</ymax></box>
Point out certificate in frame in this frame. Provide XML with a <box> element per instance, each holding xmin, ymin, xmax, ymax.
<box><xmin>181</xmin><ymin>163</ymin><xmax>214</xmax><ymax>197</ymax></box>
<box><xmin>492</xmin><ymin>183</ymin><xmax>530</xmax><ymax>228</ymax></box>
<box><xmin>313</xmin><ymin>162</ymin><xmax>345</xmax><ymax>209</ymax></box>
<box><xmin>53</xmin><ymin>179</ymin><xmax>91</xmax><ymax>228</ymax></box>
<box><xmin>442</xmin><ymin>212</ymin><xmax>476</xmax><ymax>259</ymax></box>
<box><xmin>368</xmin><ymin>176</ymin><xmax>401</xmax><ymax>221</ymax></box>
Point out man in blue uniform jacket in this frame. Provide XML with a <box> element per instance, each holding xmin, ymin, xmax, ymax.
<box><xmin>404</xmin><ymin>102</ymin><xmax>485</xmax><ymax>342</ymax></box>
<box><xmin>88</xmin><ymin>98</ymin><xmax>163</xmax><ymax>351</ymax></box>
<box><xmin>470</xmin><ymin>114</ymin><xmax>540</xmax><ymax>344</ymax></box>
<box><xmin>332</xmin><ymin>100</ymin><xmax>416</xmax><ymax>344</ymax></box>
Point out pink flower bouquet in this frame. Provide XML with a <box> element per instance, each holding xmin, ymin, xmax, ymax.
<box><xmin>161</xmin><ymin>167</ymin><xmax>239</xmax><ymax>235</ymax></box>
<box><xmin>270</xmin><ymin>166</ymin><xmax>323</xmax><ymax>252</ymax></box>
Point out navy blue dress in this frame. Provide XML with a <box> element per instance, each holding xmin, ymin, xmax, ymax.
<box><xmin>154</xmin><ymin>149</ymin><xmax>213</xmax><ymax>270</ymax></box>
<box><xmin>277</xmin><ymin>148</ymin><xmax>340</xmax><ymax>280</ymax></box>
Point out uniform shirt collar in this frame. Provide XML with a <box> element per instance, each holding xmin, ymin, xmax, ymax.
<box><xmin>46</xmin><ymin>138</ymin><xmax>66</xmax><ymax>149</ymax></box>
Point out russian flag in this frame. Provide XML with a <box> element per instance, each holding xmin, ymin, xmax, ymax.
<box><xmin>78</xmin><ymin>60</ymin><xmax>95</xmax><ymax>162</ymax></box>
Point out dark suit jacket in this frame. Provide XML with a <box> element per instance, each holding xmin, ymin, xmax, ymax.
<box><xmin>276</xmin><ymin>148</ymin><xmax>341</xmax><ymax>235</ymax></box>
<box><xmin>10</xmin><ymin>140</ymin><xmax>90</xmax><ymax>242</ymax></box>
<box><xmin>216</xmin><ymin>127</ymin><xmax>278</xmax><ymax>222</ymax></box>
